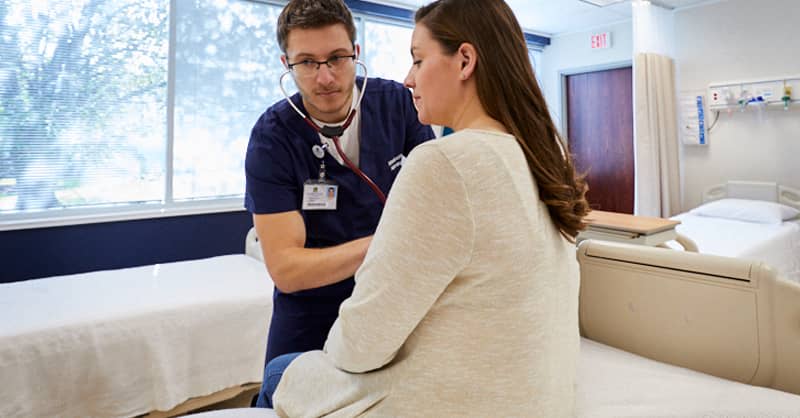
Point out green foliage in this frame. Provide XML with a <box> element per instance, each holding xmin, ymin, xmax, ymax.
<box><xmin>0</xmin><ymin>0</ymin><xmax>168</xmax><ymax>210</ymax></box>
<box><xmin>0</xmin><ymin>0</ymin><xmax>294</xmax><ymax>211</ymax></box>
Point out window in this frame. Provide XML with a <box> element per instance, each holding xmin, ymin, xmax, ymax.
<box><xmin>0</xmin><ymin>0</ymin><xmax>169</xmax><ymax>217</ymax></box>
<box><xmin>1</xmin><ymin>0</ymin><xmax>287</xmax><ymax>229</ymax></box>
<box><xmin>173</xmin><ymin>0</ymin><xmax>285</xmax><ymax>201</ymax></box>
<box><xmin>529</xmin><ymin>47</ymin><xmax>544</xmax><ymax>88</ymax></box>
<box><xmin>362</xmin><ymin>19</ymin><xmax>413</xmax><ymax>83</ymax></box>
<box><xmin>0</xmin><ymin>0</ymin><xmax>547</xmax><ymax>230</ymax></box>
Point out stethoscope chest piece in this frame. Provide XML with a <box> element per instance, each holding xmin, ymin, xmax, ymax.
<box><xmin>312</xmin><ymin>144</ymin><xmax>327</xmax><ymax>159</ymax></box>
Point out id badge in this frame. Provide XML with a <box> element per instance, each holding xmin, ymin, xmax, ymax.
<box><xmin>302</xmin><ymin>180</ymin><xmax>338</xmax><ymax>210</ymax></box>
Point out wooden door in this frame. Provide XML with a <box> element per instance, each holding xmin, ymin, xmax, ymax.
<box><xmin>566</xmin><ymin>67</ymin><xmax>634</xmax><ymax>214</ymax></box>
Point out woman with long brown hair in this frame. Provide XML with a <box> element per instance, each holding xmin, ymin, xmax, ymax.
<box><xmin>263</xmin><ymin>1</ymin><xmax>589</xmax><ymax>416</ymax></box>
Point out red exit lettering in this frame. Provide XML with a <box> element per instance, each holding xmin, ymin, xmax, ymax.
<box><xmin>591</xmin><ymin>32</ymin><xmax>610</xmax><ymax>49</ymax></box>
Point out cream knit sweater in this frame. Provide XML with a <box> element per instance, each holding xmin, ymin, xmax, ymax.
<box><xmin>273</xmin><ymin>129</ymin><xmax>580</xmax><ymax>417</ymax></box>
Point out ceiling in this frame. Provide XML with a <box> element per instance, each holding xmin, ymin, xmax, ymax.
<box><xmin>378</xmin><ymin>0</ymin><xmax>719</xmax><ymax>36</ymax></box>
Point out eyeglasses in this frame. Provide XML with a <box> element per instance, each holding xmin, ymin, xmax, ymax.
<box><xmin>287</xmin><ymin>54</ymin><xmax>356</xmax><ymax>77</ymax></box>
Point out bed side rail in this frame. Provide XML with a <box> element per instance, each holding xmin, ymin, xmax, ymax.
<box><xmin>577</xmin><ymin>240</ymin><xmax>800</xmax><ymax>395</ymax></box>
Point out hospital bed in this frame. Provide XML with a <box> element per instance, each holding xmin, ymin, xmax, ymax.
<box><xmin>667</xmin><ymin>180</ymin><xmax>800</xmax><ymax>283</ymax></box>
<box><xmin>577</xmin><ymin>239</ymin><xmax>800</xmax><ymax>416</ymax></box>
<box><xmin>187</xmin><ymin>239</ymin><xmax>800</xmax><ymax>418</ymax></box>
<box><xmin>6</xmin><ymin>229</ymin><xmax>798</xmax><ymax>418</ymax></box>
<box><xmin>0</xmin><ymin>231</ymin><xmax>273</xmax><ymax>418</ymax></box>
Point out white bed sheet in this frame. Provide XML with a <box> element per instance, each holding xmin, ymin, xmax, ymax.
<box><xmin>186</xmin><ymin>337</ymin><xmax>800</xmax><ymax>418</ymax></box>
<box><xmin>577</xmin><ymin>338</ymin><xmax>800</xmax><ymax>417</ymax></box>
<box><xmin>0</xmin><ymin>254</ymin><xmax>273</xmax><ymax>418</ymax></box>
<box><xmin>670</xmin><ymin>213</ymin><xmax>800</xmax><ymax>283</ymax></box>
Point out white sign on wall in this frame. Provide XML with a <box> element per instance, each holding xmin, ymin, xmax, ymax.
<box><xmin>679</xmin><ymin>92</ymin><xmax>708</xmax><ymax>146</ymax></box>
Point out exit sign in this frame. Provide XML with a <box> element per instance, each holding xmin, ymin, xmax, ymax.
<box><xmin>591</xmin><ymin>32</ymin><xmax>611</xmax><ymax>49</ymax></box>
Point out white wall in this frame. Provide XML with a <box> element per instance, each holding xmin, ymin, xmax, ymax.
<box><xmin>540</xmin><ymin>21</ymin><xmax>633</xmax><ymax>134</ymax></box>
<box><xmin>675</xmin><ymin>0</ymin><xmax>800</xmax><ymax>210</ymax></box>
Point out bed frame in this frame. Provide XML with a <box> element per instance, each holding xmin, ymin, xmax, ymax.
<box><xmin>702</xmin><ymin>180</ymin><xmax>800</xmax><ymax>210</ymax></box>
<box><xmin>577</xmin><ymin>239</ymin><xmax>800</xmax><ymax>396</ymax></box>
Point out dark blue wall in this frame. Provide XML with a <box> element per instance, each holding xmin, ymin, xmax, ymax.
<box><xmin>1</xmin><ymin>211</ymin><xmax>253</xmax><ymax>283</ymax></box>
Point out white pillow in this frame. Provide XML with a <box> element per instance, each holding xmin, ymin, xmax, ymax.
<box><xmin>690</xmin><ymin>198</ymin><xmax>800</xmax><ymax>224</ymax></box>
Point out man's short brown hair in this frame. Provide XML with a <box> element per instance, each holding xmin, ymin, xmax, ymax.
<box><xmin>276</xmin><ymin>0</ymin><xmax>357</xmax><ymax>53</ymax></box>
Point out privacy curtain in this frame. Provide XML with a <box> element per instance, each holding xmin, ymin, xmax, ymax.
<box><xmin>634</xmin><ymin>52</ymin><xmax>680</xmax><ymax>217</ymax></box>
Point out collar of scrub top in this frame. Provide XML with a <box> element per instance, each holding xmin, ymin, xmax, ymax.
<box><xmin>279</xmin><ymin>62</ymin><xmax>386</xmax><ymax>205</ymax></box>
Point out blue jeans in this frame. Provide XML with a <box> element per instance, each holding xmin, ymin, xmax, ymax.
<box><xmin>255</xmin><ymin>352</ymin><xmax>302</xmax><ymax>408</ymax></box>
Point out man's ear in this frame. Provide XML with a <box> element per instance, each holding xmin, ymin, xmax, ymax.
<box><xmin>458</xmin><ymin>43</ymin><xmax>477</xmax><ymax>80</ymax></box>
<box><xmin>280</xmin><ymin>54</ymin><xmax>289</xmax><ymax>69</ymax></box>
<box><xmin>354</xmin><ymin>43</ymin><xmax>361</xmax><ymax>60</ymax></box>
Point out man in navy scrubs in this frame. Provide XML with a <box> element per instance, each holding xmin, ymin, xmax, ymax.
<box><xmin>244</xmin><ymin>0</ymin><xmax>433</xmax><ymax>380</ymax></box>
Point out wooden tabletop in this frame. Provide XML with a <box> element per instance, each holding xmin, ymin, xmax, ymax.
<box><xmin>585</xmin><ymin>210</ymin><xmax>681</xmax><ymax>235</ymax></box>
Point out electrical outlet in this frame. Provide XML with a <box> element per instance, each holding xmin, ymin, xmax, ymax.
<box><xmin>707</xmin><ymin>85</ymin><xmax>740</xmax><ymax>108</ymax></box>
<box><xmin>707</xmin><ymin>87</ymin><xmax>724</xmax><ymax>106</ymax></box>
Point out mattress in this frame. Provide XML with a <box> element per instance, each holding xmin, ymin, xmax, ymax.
<box><xmin>577</xmin><ymin>338</ymin><xmax>800</xmax><ymax>417</ymax></box>
<box><xmin>670</xmin><ymin>213</ymin><xmax>800</xmax><ymax>283</ymax></box>
<box><xmin>186</xmin><ymin>338</ymin><xmax>800</xmax><ymax>418</ymax></box>
<box><xmin>0</xmin><ymin>255</ymin><xmax>273</xmax><ymax>418</ymax></box>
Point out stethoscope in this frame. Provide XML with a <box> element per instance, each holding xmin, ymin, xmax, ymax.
<box><xmin>279</xmin><ymin>61</ymin><xmax>387</xmax><ymax>205</ymax></box>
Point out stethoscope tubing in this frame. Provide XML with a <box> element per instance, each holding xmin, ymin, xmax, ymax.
<box><xmin>279</xmin><ymin>61</ymin><xmax>387</xmax><ymax>205</ymax></box>
<box><xmin>330</xmin><ymin>128</ymin><xmax>386</xmax><ymax>204</ymax></box>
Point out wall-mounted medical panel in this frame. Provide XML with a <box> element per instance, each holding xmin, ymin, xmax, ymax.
<box><xmin>707</xmin><ymin>76</ymin><xmax>800</xmax><ymax>111</ymax></box>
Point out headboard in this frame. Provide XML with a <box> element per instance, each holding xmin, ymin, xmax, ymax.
<box><xmin>702</xmin><ymin>181</ymin><xmax>800</xmax><ymax>210</ymax></box>
<box><xmin>577</xmin><ymin>240</ymin><xmax>800</xmax><ymax>396</ymax></box>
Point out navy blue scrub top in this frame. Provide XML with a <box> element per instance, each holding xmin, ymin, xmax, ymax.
<box><xmin>245</xmin><ymin>77</ymin><xmax>434</xmax><ymax>363</ymax></box>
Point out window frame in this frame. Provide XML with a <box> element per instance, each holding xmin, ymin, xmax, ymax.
<box><xmin>0</xmin><ymin>0</ymin><xmax>548</xmax><ymax>232</ymax></box>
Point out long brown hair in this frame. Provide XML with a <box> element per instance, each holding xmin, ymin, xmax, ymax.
<box><xmin>416</xmin><ymin>0</ymin><xmax>589</xmax><ymax>240</ymax></box>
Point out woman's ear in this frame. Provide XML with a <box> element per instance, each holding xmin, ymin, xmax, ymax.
<box><xmin>458</xmin><ymin>43</ymin><xmax>477</xmax><ymax>80</ymax></box>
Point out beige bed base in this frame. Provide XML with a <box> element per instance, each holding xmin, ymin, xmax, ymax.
<box><xmin>577</xmin><ymin>240</ymin><xmax>800</xmax><ymax>395</ymax></box>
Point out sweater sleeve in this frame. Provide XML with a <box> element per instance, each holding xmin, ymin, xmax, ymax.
<box><xmin>324</xmin><ymin>142</ymin><xmax>475</xmax><ymax>373</ymax></box>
